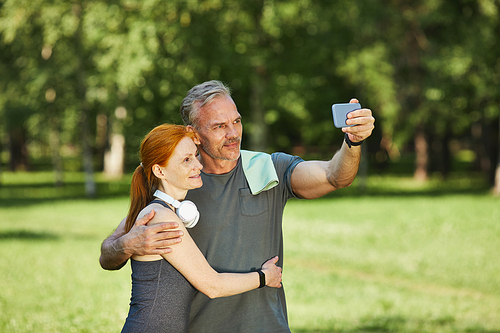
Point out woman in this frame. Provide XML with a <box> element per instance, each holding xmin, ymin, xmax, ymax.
<box><xmin>121</xmin><ymin>124</ymin><xmax>282</xmax><ymax>333</ymax></box>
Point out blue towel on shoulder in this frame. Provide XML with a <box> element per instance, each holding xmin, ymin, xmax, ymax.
<box><xmin>240</xmin><ymin>150</ymin><xmax>279</xmax><ymax>195</ymax></box>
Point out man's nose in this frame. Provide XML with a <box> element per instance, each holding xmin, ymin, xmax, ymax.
<box><xmin>225</xmin><ymin>123</ymin><xmax>239</xmax><ymax>139</ymax></box>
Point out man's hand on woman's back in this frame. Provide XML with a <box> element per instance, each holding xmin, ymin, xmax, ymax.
<box><xmin>99</xmin><ymin>210</ymin><xmax>184</xmax><ymax>270</ymax></box>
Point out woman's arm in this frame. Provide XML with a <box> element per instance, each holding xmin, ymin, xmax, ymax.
<box><xmin>140</xmin><ymin>204</ymin><xmax>282</xmax><ymax>299</ymax></box>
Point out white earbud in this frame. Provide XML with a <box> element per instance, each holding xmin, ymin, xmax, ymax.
<box><xmin>153</xmin><ymin>190</ymin><xmax>200</xmax><ymax>228</ymax></box>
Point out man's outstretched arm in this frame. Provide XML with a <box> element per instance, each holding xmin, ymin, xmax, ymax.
<box><xmin>99</xmin><ymin>210</ymin><xmax>184</xmax><ymax>270</ymax></box>
<box><xmin>291</xmin><ymin>98</ymin><xmax>375</xmax><ymax>199</ymax></box>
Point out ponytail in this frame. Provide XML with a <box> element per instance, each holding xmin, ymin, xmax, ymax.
<box><xmin>125</xmin><ymin>165</ymin><xmax>153</xmax><ymax>232</ymax></box>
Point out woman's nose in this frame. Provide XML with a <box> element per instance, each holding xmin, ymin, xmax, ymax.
<box><xmin>194</xmin><ymin>158</ymin><xmax>203</xmax><ymax>170</ymax></box>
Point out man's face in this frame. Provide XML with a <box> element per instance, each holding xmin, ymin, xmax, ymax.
<box><xmin>194</xmin><ymin>95</ymin><xmax>242</xmax><ymax>162</ymax></box>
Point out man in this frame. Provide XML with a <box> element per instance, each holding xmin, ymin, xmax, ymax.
<box><xmin>100</xmin><ymin>80</ymin><xmax>375</xmax><ymax>332</ymax></box>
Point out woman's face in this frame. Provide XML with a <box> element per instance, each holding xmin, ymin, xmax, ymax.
<box><xmin>160</xmin><ymin>137</ymin><xmax>203</xmax><ymax>192</ymax></box>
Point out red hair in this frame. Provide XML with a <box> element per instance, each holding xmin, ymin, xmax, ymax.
<box><xmin>125</xmin><ymin>124</ymin><xmax>196</xmax><ymax>232</ymax></box>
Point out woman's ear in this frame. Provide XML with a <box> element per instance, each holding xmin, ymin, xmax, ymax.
<box><xmin>152</xmin><ymin>164</ymin><xmax>166</xmax><ymax>179</ymax></box>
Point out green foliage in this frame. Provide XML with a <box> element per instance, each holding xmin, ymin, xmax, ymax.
<box><xmin>0</xmin><ymin>0</ymin><xmax>499</xmax><ymax>180</ymax></box>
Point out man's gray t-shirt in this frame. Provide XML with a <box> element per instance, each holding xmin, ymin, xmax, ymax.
<box><xmin>185</xmin><ymin>152</ymin><xmax>303</xmax><ymax>333</ymax></box>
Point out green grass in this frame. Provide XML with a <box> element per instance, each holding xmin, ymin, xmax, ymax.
<box><xmin>0</xmin><ymin>172</ymin><xmax>499</xmax><ymax>332</ymax></box>
<box><xmin>283</xmin><ymin>195</ymin><xmax>500</xmax><ymax>332</ymax></box>
<box><xmin>0</xmin><ymin>198</ymin><xmax>132</xmax><ymax>332</ymax></box>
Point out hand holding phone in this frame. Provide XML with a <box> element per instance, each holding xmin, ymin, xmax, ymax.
<box><xmin>332</xmin><ymin>103</ymin><xmax>361</xmax><ymax>128</ymax></box>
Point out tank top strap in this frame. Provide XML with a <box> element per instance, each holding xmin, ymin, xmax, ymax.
<box><xmin>148</xmin><ymin>199</ymin><xmax>174</xmax><ymax>212</ymax></box>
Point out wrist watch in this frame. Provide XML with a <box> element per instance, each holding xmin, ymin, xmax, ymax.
<box><xmin>344</xmin><ymin>133</ymin><xmax>364</xmax><ymax>148</ymax></box>
<box><xmin>257</xmin><ymin>270</ymin><xmax>266</xmax><ymax>288</ymax></box>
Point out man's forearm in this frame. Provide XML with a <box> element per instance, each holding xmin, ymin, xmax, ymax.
<box><xmin>326</xmin><ymin>142</ymin><xmax>361</xmax><ymax>189</ymax></box>
<box><xmin>291</xmin><ymin>142</ymin><xmax>362</xmax><ymax>199</ymax></box>
<box><xmin>99</xmin><ymin>235</ymin><xmax>131</xmax><ymax>270</ymax></box>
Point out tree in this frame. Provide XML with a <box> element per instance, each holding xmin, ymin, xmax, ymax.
<box><xmin>1</xmin><ymin>0</ymin><xmax>498</xmax><ymax>192</ymax></box>
<box><xmin>0</xmin><ymin>0</ymin><xmax>99</xmax><ymax>195</ymax></box>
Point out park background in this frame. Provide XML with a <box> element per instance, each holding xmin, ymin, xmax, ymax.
<box><xmin>1</xmin><ymin>0</ymin><xmax>499</xmax><ymax>332</ymax></box>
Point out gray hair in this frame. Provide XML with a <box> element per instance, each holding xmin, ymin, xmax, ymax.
<box><xmin>180</xmin><ymin>80</ymin><xmax>231</xmax><ymax>127</ymax></box>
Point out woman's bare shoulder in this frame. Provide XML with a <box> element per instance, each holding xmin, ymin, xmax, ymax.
<box><xmin>131</xmin><ymin>203</ymin><xmax>182</xmax><ymax>262</ymax></box>
<box><xmin>138</xmin><ymin>202</ymin><xmax>180</xmax><ymax>225</ymax></box>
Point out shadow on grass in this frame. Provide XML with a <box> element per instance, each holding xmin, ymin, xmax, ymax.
<box><xmin>0</xmin><ymin>173</ymin><xmax>495</xmax><ymax>208</ymax></box>
<box><xmin>319</xmin><ymin>173</ymin><xmax>493</xmax><ymax>199</ymax></box>
<box><xmin>0</xmin><ymin>230</ymin><xmax>60</xmax><ymax>241</ymax></box>
<box><xmin>0</xmin><ymin>181</ymin><xmax>130</xmax><ymax>207</ymax></box>
<box><xmin>0</xmin><ymin>229</ymin><xmax>101</xmax><ymax>242</ymax></box>
<box><xmin>323</xmin><ymin>186</ymin><xmax>491</xmax><ymax>199</ymax></box>
<box><xmin>292</xmin><ymin>315</ymin><xmax>500</xmax><ymax>332</ymax></box>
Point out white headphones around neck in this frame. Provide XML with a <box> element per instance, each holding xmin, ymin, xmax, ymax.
<box><xmin>153</xmin><ymin>190</ymin><xmax>200</xmax><ymax>228</ymax></box>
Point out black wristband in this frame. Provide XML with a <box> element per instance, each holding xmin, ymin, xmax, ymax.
<box><xmin>344</xmin><ymin>133</ymin><xmax>363</xmax><ymax>148</ymax></box>
<box><xmin>257</xmin><ymin>270</ymin><xmax>265</xmax><ymax>288</ymax></box>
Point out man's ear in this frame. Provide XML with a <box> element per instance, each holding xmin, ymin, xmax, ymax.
<box><xmin>187</xmin><ymin>125</ymin><xmax>201</xmax><ymax>145</ymax></box>
<box><xmin>152</xmin><ymin>164</ymin><xmax>165</xmax><ymax>179</ymax></box>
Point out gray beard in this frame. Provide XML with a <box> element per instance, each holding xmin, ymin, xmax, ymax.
<box><xmin>201</xmin><ymin>140</ymin><xmax>241</xmax><ymax>162</ymax></box>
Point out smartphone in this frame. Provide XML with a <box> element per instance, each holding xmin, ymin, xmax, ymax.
<box><xmin>332</xmin><ymin>103</ymin><xmax>361</xmax><ymax>128</ymax></box>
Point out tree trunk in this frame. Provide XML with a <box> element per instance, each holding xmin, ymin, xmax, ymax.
<box><xmin>104</xmin><ymin>133</ymin><xmax>125</xmax><ymax>178</ymax></box>
<box><xmin>248</xmin><ymin>4</ymin><xmax>269</xmax><ymax>153</ymax></box>
<box><xmin>414</xmin><ymin>125</ymin><xmax>428</xmax><ymax>181</ymax></box>
<box><xmin>80</xmin><ymin>110</ymin><xmax>96</xmax><ymax>197</ymax></box>
<box><xmin>74</xmin><ymin>2</ymin><xmax>96</xmax><ymax>197</ymax></box>
<box><xmin>8</xmin><ymin>127</ymin><xmax>29</xmax><ymax>171</ymax></box>
<box><xmin>430</xmin><ymin>130</ymin><xmax>451</xmax><ymax>178</ymax></box>
<box><xmin>357</xmin><ymin>144</ymin><xmax>368</xmax><ymax>193</ymax></box>
<box><xmin>95</xmin><ymin>114</ymin><xmax>108</xmax><ymax>171</ymax></box>
<box><xmin>494</xmin><ymin>115</ymin><xmax>500</xmax><ymax>196</ymax></box>
<box><xmin>0</xmin><ymin>138</ymin><xmax>3</xmax><ymax>186</ymax></box>
<box><xmin>441</xmin><ymin>131</ymin><xmax>451</xmax><ymax>178</ymax></box>
<box><xmin>494</xmin><ymin>165</ymin><xmax>500</xmax><ymax>195</ymax></box>
<box><xmin>49</xmin><ymin>126</ymin><xmax>64</xmax><ymax>187</ymax></box>
<box><xmin>249</xmin><ymin>68</ymin><xmax>268</xmax><ymax>152</ymax></box>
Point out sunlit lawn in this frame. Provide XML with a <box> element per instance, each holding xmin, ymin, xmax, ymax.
<box><xmin>0</xmin><ymin>172</ymin><xmax>499</xmax><ymax>332</ymax></box>
<box><xmin>284</xmin><ymin>195</ymin><xmax>500</xmax><ymax>332</ymax></box>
